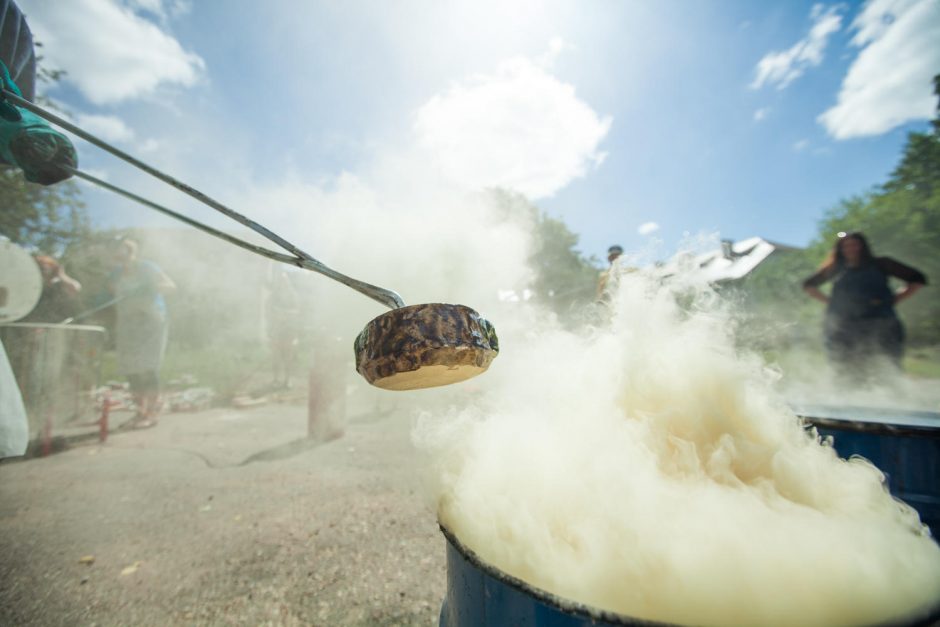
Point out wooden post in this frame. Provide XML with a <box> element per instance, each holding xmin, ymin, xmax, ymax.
<box><xmin>41</xmin><ymin>413</ymin><xmax>52</xmax><ymax>457</ymax></box>
<box><xmin>307</xmin><ymin>365</ymin><xmax>346</xmax><ymax>442</ymax></box>
<box><xmin>99</xmin><ymin>389</ymin><xmax>110</xmax><ymax>443</ymax></box>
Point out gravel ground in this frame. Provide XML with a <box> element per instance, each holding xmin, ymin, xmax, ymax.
<box><xmin>0</xmin><ymin>398</ymin><xmax>447</xmax><ymax>626</ymax></box>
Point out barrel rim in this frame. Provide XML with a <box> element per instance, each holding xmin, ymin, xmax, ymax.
<box><xmin>793</xmin><ymin>403</ymin><xmax>940</xmax><ymax>438</ymax></box>
<box><xmin>801</xmin><ymin>416</ymin><xmax>940</xmax><ymax>438</ymax></box>
<box><xmin>439</xmin><ymin>522</ymin><xmax>679</xmax><ymax>627</ymax></box>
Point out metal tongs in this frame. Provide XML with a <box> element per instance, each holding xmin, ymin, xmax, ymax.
<box><xmin>0</xmin><ymin>88</ymin><xmax>405</xmax><ymax>311</ymax></box>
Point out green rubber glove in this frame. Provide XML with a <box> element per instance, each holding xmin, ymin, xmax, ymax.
<box><xmin>0</xmin><ymin>60</ymin><xmax>77</xmax><ymax>185</ymax></box>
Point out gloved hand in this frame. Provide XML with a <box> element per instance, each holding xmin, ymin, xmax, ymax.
<box><xmin>0</xmin><ymin>60</ymin><xmax>77</xmax><ymax>185</ymax></box>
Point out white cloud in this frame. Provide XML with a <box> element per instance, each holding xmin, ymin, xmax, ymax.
<box><xmin>793</xmin><ymin>138</ymin><xmax>810</xmax><ymax>151</ymax></box>
<box><xmin>751</xmin><ymin>5</ymin><xmax>844</xmax><ymax>90</ymax></box>
<box><xmin>414</xmin><ymin>55</ymin><xmax>611</xmax><ymax>200</ymax></box>
<box><xmin>753</xmin><ymin>107</ymin><xmax>770</xmax><ymax>122</ymax></box>
<box><xmin>637</xmin><ymin>221</ymin><xmax>660</xmax><ymax>236</ymax></box>
<box><xmin>75</xmin><ymin>113</ymin><xmax>135</xmax><ymax>143</ymax></box>
<box><xmin>818</xmin><ymin>0</ymin><xmax>940</xmax><ymax>139</ymax></box>
<box><xmin>537</xmin><ymin>37</ymin><xmax>575</xmax><ymax>69</ymax></box>
<box><xmin>21</xmin><ymin>0</ymin><xmax>204</xmax><ymax>104</ymax></box>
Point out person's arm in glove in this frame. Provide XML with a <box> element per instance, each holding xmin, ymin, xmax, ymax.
<box><xmin>0</xmin><ymin>60</ymin><xmax>77</xmax><ymax>185</ymax></box>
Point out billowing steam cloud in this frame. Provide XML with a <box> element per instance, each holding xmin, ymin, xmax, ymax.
<box><xmin>414</xmin><ymin>268</ymin><xmax>940</xmax><ymax>626</ymax></box>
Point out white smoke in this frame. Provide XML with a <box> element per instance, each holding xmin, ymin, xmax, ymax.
<box><xmin>413</xmin><ymin>266</ymin><xmax>940</xmax><ymax>626</ymax></box>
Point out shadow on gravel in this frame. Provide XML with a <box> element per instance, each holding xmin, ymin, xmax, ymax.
<box><xmin>237</xmin><ymin>437</ymin><xmax>324</xmax><ymax>466</ymax></box>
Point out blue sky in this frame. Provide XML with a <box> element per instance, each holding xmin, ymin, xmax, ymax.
<box><xmin>16</xmin><ymin>0</ymin><xmax>940</xmax><ymax>264</ymax></box>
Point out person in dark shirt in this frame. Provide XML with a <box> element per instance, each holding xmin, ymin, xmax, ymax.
<box><xmin>20</xmin><ymin>255</ymin><xmax>82</xmax><ymax>323</ymax></box>
<box><xmin>802</xmin><ymin>231</ymin><xmax>927</xmax><ymax>376</ymax></box>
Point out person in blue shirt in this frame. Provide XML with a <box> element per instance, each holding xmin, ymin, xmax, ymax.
<box><xmin>108</xmin><ymin>238</ymin><xmax>175</xmax><ymax>428</ymax></box>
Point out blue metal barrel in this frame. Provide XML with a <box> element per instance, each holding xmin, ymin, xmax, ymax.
<box><xmin>794</xmin><ymin>405</ymin><xmax>940</xmax><ymax>537</ymax></box>
<box><xmin>438</xmin><ymin>525</ymin><xmax>675</xmax><ymax>627</ymax></box>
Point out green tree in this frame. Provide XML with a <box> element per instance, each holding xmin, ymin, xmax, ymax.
<box><xmin>487</xmin><ymin>188</ymin><xmax>600</xmax><ymax>322</ymax></box>
<box><xmin>807</xmin><ymin>74</ymin><xmax>940</xmax><ymax>344</ymax></box>
<box><xmin>0</xmin><ymin>167</ymin><xmax>88</xmax><ymax>255</ymax></box>
<box><xmin>530</xmin><ymin>212</ymin><xmax>602</xmax><ymax>312</ymax></box>
<box><xmin>733</xmin><ymin>75</ymin><xmax>940</xmax><ymax>350</ymax></box>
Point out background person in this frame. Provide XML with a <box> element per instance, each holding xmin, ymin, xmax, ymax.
<box><xmin>802</xmin><ymin>231</ymin><xmax>927</xmax><ymax>377</ymax></box>
<box><xmin>20</xmin><ymin>255</ymin><xmax>82</xmax><ymax>323</ymax></box>
<box><xmin>18</xmin><ymin>255</ymin><xmax>87</xmax><ymax>425</ymax></box>
<box><xmin>597</xmin><ymin>244</ymin><xmax>624</xmax><ymax>303</ymax></box>
<box><xmin>108</xmin><ymin>238</ymin><xmax>175</xmax><ymax>428</ymax></box>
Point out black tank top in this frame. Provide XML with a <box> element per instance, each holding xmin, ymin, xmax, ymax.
<box><xmin>827</xmin><ymin>262</ymin><xmax>895</xmax><ymax>319</ymax></box>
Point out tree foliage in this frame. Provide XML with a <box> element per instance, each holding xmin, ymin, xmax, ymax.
<box><xmin>808</xmin><ymin>76</ymin><xmax>940</xmax><ymax>344</ymax></box>
<box><xmin>741</xmin><ymin>74</ymin><xmax>940</xmax><ymax>346</ymax></box>
<box><xmin>530</xmin><ymin>212</ymin><xmax>601</xmax><ymax>311</ymax></box>
<box><xmin>487</xmin><ymin>188</ymin><xmax>600</xmax><ymax>322</ymax></box>
<box><xmin>0</xmin><ymin>166</ymin><xmax>88</xmax><ymax>255</ymax></box>
<box><xmin>728</xmin><ymin>75</ymin><xmax>940</xmax><ymax>345</ymax></box>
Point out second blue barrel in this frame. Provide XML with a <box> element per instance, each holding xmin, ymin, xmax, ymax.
<box><xmin>794</xmin><ymin>404</ymin><xmax>940</xmax><ymax>537</ymax></box>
